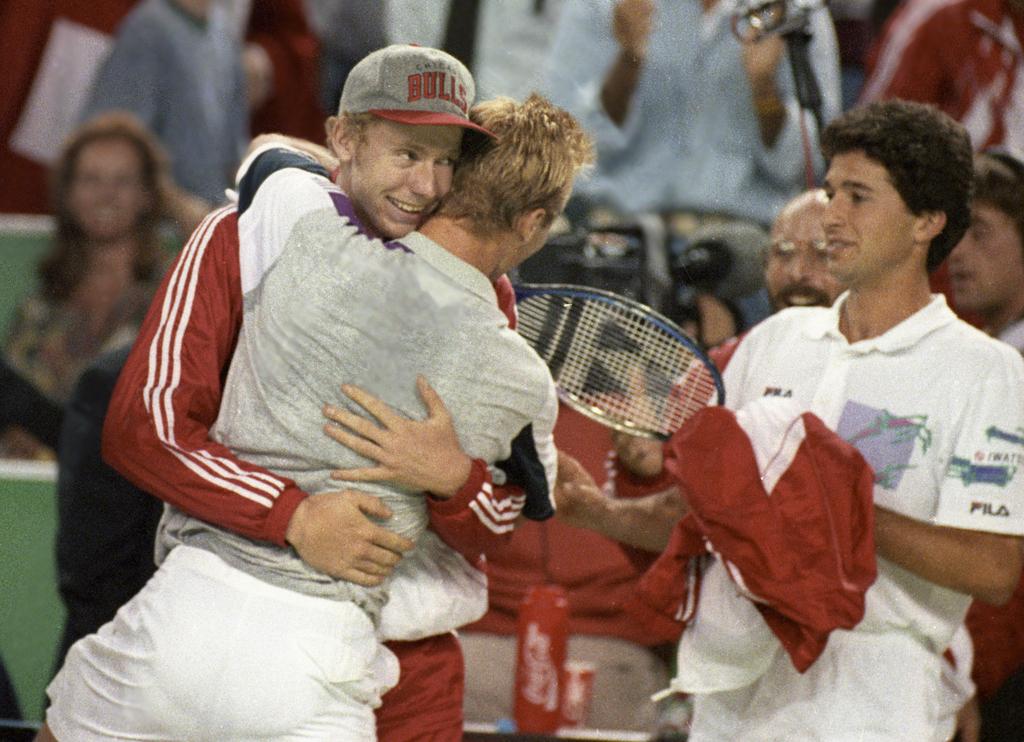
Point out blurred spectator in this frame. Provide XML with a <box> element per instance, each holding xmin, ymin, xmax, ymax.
<box><xmin>0</xmin><ymin>0</ymin><xmax>136</xmax><ymax>215</ymax></box>
<box><xmin>860</xmin><ymin>0</ymin><xmax>1024</xmax><ymax>151</ymax></box>
<box><xmin>0</xmin><ymin>0</ymin><xmax>324</xmax><ymax>216</ymax></box>
<box><xmin>826</xmin><ymin>0</ymin><xmax>875</xmax><ymax>107</ymax></box>
<box><xmin>460</xmin><ymin>405</ymin><xmax>678</xmax><ymax>732</ymax></box>
<box><xmin>78</xmin><ymin>0</ymin><xmax>249</xmax><ymax>206</ymax></box>
<box><xmin>677</xmin><ymin>188</ymin><xmax>841</xmax><ymax>348</ymax></box>
<box><xmin>1</xmin><ymin>113</ymin><xmax>169</xmax><ymax>457</ymax></box>
<box><xmin>763</xmin><ymin>188</ymin><xmax>842</xmax><ymax>311</ymax></box>
<box><xmin>949</xmin><ymin>151</ymin><xmax>1024</xmax><ymax>347</ymax></box>
<box><xmin>50</xmin><ymin>344</ymin><xmax>163</xmax><ymax>673</ymax></box>
<box><xmin>540</xmin><ymin>0</ymin><xmax>842</xmax><ymax>226</ymax></box>
<box><xmin>948</xmin><ymin>150</ymin><xmax>1024</xmax><ymax>742</ymax></box>
<box><xmin>703</xmin><ymin>188</ymin><xmax>842</xmax><ymax>368</ymax></box>
<box><xmin>247</xmin><ymin>0</ymin><xmax>325</xmax><ymax>143</ymax></box>
<box><xmin>386</xmin><ymin>0</ymin><xmax>568</xmax><ymax>102</ymax></box>
<box><xmin>304</xmin><ymin>0</ymin><xmax>389</xmax><ymax>114</ymax></box>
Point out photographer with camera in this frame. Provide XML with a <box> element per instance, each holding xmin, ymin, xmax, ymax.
<box><xmin>541</xmin><ymin>0</ymin><xmax>841</xmax><ymax>228</ymax></box>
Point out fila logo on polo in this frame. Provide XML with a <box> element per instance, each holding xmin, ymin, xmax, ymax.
<box><xmin>970</xmin><ymin>502</ymin><xmax>1010</xmax><ymax>517</ymax></box>
<box><xmin>407</xmin><ymin>71</ymin><xmax>468</xmax><ymax>114</ymax></box>
<box><xmin>763</xmin><ymin>387</ymin><xmax>792</xmax><ymax>398</ymax></box>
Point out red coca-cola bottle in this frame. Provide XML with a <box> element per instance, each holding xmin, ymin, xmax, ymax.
<box><xmin>513</xmin><ymin>583</ymin><xmax>569</xmax><ymax>733</ymax></box>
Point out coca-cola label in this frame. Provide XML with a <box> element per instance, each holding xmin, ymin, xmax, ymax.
<box><xmin>559</xmin><ymin>660</ymin><xmax>595</xmax><ymax>727</ymax></box>
<box><xmin>520</xmin><ymin>622</ymin><xmax>559</xmax><ymax>711</ymax></box>
<box><xmin>561</xmin><ymin>672</ymin><xmax>587</xmax><ymax>723</ymax></box>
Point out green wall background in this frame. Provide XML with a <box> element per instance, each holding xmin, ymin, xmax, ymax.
<box><xmin>0</xmin><ymin>469</ymin><xmax>62</xmax><ymax>723</ymax></box>
<box><xmin>0</xmin><ymin>229</ymin><xmax>50</xmax><ymax>339</ymax></box>
<box><xmin>0</xmin><ymin>220</ymin><xmax>179</xmax><ymax>722</ymax></box>
<box><xmin>1</xmin><ymin>221</ymin><xmax>60</xmax><ymax>722</ymax></box>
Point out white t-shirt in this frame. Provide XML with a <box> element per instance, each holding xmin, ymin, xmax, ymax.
<box><xmin>689</xmin><ymin>292</ymin><xmax>1024</xmax><ymax>741</ymax></box>
<box><xmin>726</xmin><ymin>293</ymin><xmax>1024</xmax><ymax>644</ymax></box>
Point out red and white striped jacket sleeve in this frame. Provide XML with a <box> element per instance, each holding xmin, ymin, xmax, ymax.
<box><xmin>425</xmin><ymin>274</ymin><xmax>529</xmax><ymax>561</ymax></box>
<box><xmin>102</xmin><ymin>206</ymin><xmax>307</xmax><ymax>545</ymax></box>
<box><xmin>858</xmin><ymin>0</ymin><xmax>949</xmax><ymax>106</ymax></box>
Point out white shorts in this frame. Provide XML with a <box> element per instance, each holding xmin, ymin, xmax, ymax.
<box><xmin>46</xmin><ymin>545</ymin><xmax>399</xmax><ymax>741</ymax></box>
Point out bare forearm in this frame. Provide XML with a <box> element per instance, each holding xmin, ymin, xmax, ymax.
<box><xmin>600</xmin><ymin>52</ymin><xmax>645</xmax><ymax>127</ymax></box>
<box><xmin>588</xmin><ymin>488</ymin><xmax>685</xmax><ymax>552</ymax></box>
<box><xmin>874</xmin><ymin>506</ymin><xmax>1023</xmax><ymax>604</ymax></box>
<box><xmin>741</xmin><ymin>34</ymin><xmax>787</xmax><ymax>148</ymax></box>
<box><xmin>749</xmin><ymin>78</ymin><xmax>785</xmax><ymax>147</ymax></box>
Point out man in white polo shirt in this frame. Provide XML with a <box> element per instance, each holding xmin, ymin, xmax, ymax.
<box><xmin>685</xmin><ymin>100</ymin><xmax>1024</xmax><ymax>741</ymax></box>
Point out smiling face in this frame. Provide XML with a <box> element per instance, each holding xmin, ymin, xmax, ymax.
<box><xmin>949</xmin><ymin>201</ymin><xmax>1024</xmax><ymax>327</ymax></box>
<box><xmin>331</xmin><ymin>117</ymin><xmax>463</xmax><ymax>239</ymax></box>
<box><xmin>822</xmin><ymin>150</ymin><xmax>938</xmax><ymax>292</ymax></box>
<box><xmin>67</xmin><ymin>137</ymin><xmax>152</xmax><ymax>245</ymax></box>
<box><xmin>765</xmin><ymin>191</ymin><xmax>843</xmax><ymax>310</ymax></box>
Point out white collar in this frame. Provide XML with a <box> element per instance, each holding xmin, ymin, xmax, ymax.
<box><xmin>801</xmin><ymin>292</ymin><xmax>957</xmax><ymax>353</ymax></box>
<box><xmin>396</xmin><ymin>231</ymin><xmax>497</xmax><ymax>306</ymax></box>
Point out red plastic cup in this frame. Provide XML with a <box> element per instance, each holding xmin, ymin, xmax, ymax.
<box><xmin>558</xmin><ymin>659</ymin><xmax>596</xmax><ymax>729</ymax></box>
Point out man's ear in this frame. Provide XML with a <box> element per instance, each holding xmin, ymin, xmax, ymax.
<box><xmin>914</xmin><ymin>210</ymin><xmax>947</xmax><ymax>244</ymax></box>
<box><xmin>326</xmin><ymin>116</ymin><xmax>355</xmax><ymax>163</ymax></box>
<box><xmin>514</xmin><ymin>207</ymin><xmax>549</xmax><ymax>243</ymax></box>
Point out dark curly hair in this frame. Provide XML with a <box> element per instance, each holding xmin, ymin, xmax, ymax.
<box><xmin>821</xmin><ymin>100</ymin><xmax>973</xmax><ymax>272</ymax></box>
<box><xmin>972</xmin><ymin>150</ymin><xmax>1024</xmax><ymax>252</ymax></box>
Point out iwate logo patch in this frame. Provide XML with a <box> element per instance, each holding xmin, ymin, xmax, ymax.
<box><xmin>836</xmin><ymin>401</ymin><xmax>931</xmax><ymax>489</ymax></box>
<box><xmin>945</xmin><ymin>425</ymin><xmax>1024</xmax><ymax>489</ymax></box>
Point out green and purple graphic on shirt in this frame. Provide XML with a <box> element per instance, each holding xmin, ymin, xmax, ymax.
<box><xmin>836</xmin><ymin>401</ymin><xmax>931</xmax><ymax>490</ymax></box>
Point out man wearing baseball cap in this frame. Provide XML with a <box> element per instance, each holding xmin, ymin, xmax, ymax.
<box><xmin>318</xmin><ymin>44</ymin><xmax>495</xmax><ymax>241</ymax></box>
<box><xmin>38</xmin><ymin>46</ymin><xmax>584</xmax><ymax>741</ymax></box>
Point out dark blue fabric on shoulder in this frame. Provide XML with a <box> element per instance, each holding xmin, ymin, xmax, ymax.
<box><xmin>237</xmin><ymin>148</ymin><xmax>329</xmax><ymax>215</ymax></box>
<box><xmin>495</xmin><ymin>424</ymin><xmax>554</xmax><ymax>520</ymax></box>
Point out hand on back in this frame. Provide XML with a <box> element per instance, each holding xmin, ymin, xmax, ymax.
<box><xmin>322</xmin><ymin>375</ymin><xmax>472</xmax><ymax>499</ymax></box>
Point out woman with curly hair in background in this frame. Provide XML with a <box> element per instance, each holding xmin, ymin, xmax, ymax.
<box><xmin>2</xmin><ymin>112</ymin><xmax>175</xmax><ymax>458</ymax></box>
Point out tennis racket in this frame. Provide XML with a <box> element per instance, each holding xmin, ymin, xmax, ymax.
<box><xmin>514</xmin><ymin>283</ymin><xmax>725</xmax><ymax>440</ymax></box>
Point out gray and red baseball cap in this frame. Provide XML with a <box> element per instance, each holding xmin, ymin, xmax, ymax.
<box><xmin>340</xmin><ymin>44</ymin><xmax>494</xmax><ymax>137</ymax></box>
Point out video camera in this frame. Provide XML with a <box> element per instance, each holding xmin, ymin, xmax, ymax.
<box><xmin>517</xmin><ymin>225</ymin><xmax>655</xmax><ymax>305</ymax></box>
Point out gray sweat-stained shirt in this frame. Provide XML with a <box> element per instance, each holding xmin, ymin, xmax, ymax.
<box><xmin>156</xmin><ymin>147</ymin><xmax>559</xmax><ymax>624</ymax></box>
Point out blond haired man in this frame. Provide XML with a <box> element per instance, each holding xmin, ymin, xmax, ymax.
<box><xmin>84</xmin><ymin>44</ymin><xmax>563</xmax><ymax>742</ymax></box>
<box><xmin>42</xmin><ymin>75</ymin><xmax>592</xmax><ymax>742</ymax></box>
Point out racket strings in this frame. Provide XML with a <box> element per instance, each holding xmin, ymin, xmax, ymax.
<box><xmin>517</xmin><ymin>294</ymin><xmax>720</xmax><ymax>438</ymax></box>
